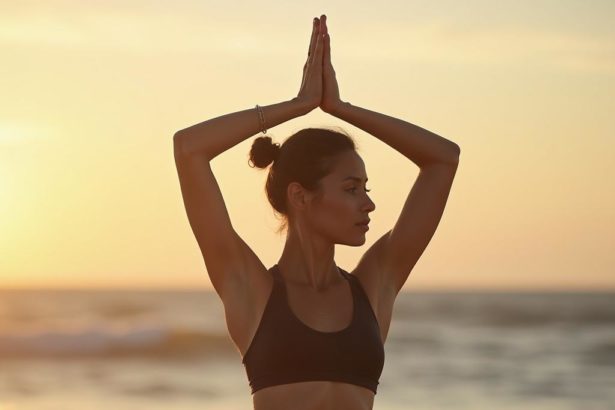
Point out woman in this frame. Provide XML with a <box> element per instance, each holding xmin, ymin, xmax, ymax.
<box><xmin>173</xmin><ymin>14</ymin><xmax>460</xmax><ymax>410</ymax></box>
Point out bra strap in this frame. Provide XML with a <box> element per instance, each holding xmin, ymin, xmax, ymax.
<box><xmin>337</xmin><ymin>267</ymin><xmax>351</xmax><ymax>281</ymax></box>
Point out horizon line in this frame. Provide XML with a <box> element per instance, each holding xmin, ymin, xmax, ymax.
<box><xmin>1</xmin><ymin>286</ymin><xmax>614</xmax><ymax>294</ymax></box>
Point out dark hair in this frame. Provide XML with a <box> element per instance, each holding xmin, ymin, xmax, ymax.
<box><xmin>248</xmin><ymin>127</ymin><xmax>356</xmax><ymax>235</ymax></box>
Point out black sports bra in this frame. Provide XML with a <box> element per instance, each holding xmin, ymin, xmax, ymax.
<box><xmin>242</xmin><ymin>264</ymin><xmax>385</xmax><ymax>394</ymax></box>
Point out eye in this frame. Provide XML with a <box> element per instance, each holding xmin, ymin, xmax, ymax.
<box><xmin>347</xmin><ymin>187</ymin><xmax>372</xmax><ymax>194</ymax></box>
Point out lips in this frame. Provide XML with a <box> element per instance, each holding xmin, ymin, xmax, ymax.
<box><xmin>356</xmin><ymin>219</ymin><xmax>370</xmax><ymax>226</ymax></box>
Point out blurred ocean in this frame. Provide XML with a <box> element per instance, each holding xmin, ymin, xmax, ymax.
<box><xmin>1</xmin><ymin>289</ymin><xmax>614</xmax><ymax>410</ymax></box>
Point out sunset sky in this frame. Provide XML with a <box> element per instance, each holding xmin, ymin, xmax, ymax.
<box><xmin>1</xmin><ymin>0</ymin><xmax>614</xmax><ymax>291</ymax></box>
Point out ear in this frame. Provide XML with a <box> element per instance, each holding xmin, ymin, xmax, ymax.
<box><xmin>287</xmin><ymin>182</ymin><xmax>310</xmax><ymax>211</ymax></box>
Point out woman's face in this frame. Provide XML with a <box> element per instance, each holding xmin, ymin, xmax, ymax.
<box><xmin>305</xmin><ymin>150</ymin><xmax>376</xmax><ymax>246</ymax></box>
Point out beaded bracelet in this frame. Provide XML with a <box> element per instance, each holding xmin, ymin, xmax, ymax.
<box><xmin>255</xmin><ymin>104</ymin><xmax>267</xmax><ymax>135</ymax></box>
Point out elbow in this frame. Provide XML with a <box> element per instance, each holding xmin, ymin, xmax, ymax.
<box><xmin>453</xmin><ymin>143</ymin><xmax>461</xmax><ymax>160</ymax></box>
<box><xmin>451</xmin><ymin>142</ymin><xmax>461</xmax><ymax>156</ymax></box>
<box><xmin>173</xmin><ymin>132</ymin><xmax>185</xmax><ymax>157</ymax></box>
<box><xmin>173</xmin><ymin>130</ymin><xmax>184</xmax><ymax>142</ymax></box>
<box><xmin>445</xmin><ymin>143</ymin><xmax>460</xmax><ymax>165</ymax></box>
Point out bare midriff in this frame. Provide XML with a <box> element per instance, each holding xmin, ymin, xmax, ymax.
<box><xmin>252</xmin><ymin>381</ymin><xmax>375</xmax><ymax>410</ymax></box>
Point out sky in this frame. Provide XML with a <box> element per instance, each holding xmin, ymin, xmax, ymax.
<box><xmin>1</xmin><ymin>0</ymin><xmax>614</xmax><ymax>291</ymax></box>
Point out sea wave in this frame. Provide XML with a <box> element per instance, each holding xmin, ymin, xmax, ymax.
<box><xmin>0</xmin><ymin>325</ymin><xmax>236</xmax><ymax>360</ymax></box>
<box><xmin>397</xmin><ymin>293</ymin><xmax>615</xmax><ymax>327</ymax></box>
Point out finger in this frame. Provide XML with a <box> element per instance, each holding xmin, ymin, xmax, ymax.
<box><xmin>311</xmin><ymin>36</ymin><xmax>323</xmax><ymax>70</ymax></box>
<box><xmin>324</xmin><ymin>33</ymin><xmax>331</xmax><ymax>66</ymax></box>
<box><xmin>308</xmin><ymin>27</ymin><xmax>321</xmax><ymax>63</ymax></box>
<box><xmin>319</xmin><ymin>16</ymin><xmax>328</xmax><ymax>62</ymax></box>
<box><xmin>321</xmin><ymin>15</ymin><xmax>328</xmax><ymax>35</ymax></box>
<box><xmin>308</xmin><ymin>17</ymin><xmax>319</xmax><ymax>57</ymax></box>
<box><xmin>314</xmin><ymin>19</ymin><xmax>326</xmax><ymax>55</ymax></box>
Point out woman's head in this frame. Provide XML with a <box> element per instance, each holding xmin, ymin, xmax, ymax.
<box><xmin>248</xmin><ymin>128</ymin><xmax>375</xmax><ymax>244</ymax></box>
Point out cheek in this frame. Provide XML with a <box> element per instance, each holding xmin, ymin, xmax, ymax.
<box><xmin>318</xmin><ymin>192</ymin><xmax>355</xmax><ymax>222</ymax></box>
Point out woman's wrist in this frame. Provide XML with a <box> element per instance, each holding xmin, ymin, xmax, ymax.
<box><xmin>324</xmin><ymin>100</ymin><xmax>348</xmax><ymax>117</ymax></box>
<box><xmin>291</xmin><ymin>96</ymin><xmax>318</xmax><ymax>115</ymax></box>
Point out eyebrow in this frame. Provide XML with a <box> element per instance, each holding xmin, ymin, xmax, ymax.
<box><xmin>343</xmin><ymin>176</ymin><xmax>368</xmax><ymax>183</ymax></box>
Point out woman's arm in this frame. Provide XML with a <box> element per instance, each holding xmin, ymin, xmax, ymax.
<box><xmin>330</xmin><ymin>101</ymin><xmax>460</xmax><ymax>168</ymax></box>
<box><xmin>174</xmin><ymin>16</ymin><xmax>327</xmax><ymax>160</ymax></box>
<box><xmin>174</xmin><ymin>98</ymin><xmax>312</xmax><ymax>160</ymax></box>
<box><xmin>336</xmin><ymin>100</ymin><xmax>461</xmax><ymax>297</ymax></box>
<box><xmin>334</xmin><ymin>99</ymin><xmax>461</xmax><ymax>296</ymax></box>
<box><xmin>317</xmin><ymin>15</ymin><xmax>458</xmax><ymax>167</ymax></box>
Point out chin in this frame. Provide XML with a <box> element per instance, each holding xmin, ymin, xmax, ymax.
<box><xmin>340</xmin><ymin>235</ymin><xmax>367</xmax><ymax>247</ymax></box>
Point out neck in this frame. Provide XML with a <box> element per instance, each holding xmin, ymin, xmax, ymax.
<box><xmin>277</xmin><ymin>225</ymin><xmax>340</xmax><ymax>292</ymax></box>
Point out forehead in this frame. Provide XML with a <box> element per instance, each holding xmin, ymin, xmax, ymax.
<box><xmin>326</xmin><ymin>151</ymin><xmax>368</xmax><ymax>181</ymax></box>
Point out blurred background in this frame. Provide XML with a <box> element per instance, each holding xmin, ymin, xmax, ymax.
<box><xmin>1</xmin><ymin>0</ymin><xmax>614</xmax><ymax>409</ymax></box>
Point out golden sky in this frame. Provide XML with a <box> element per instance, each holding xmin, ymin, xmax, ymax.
<box><xmin>1</xmin><ymin>1</ymin><xmax>614</xmax><ymax>290</ymax></box>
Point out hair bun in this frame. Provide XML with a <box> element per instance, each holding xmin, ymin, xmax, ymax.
<box><xmin>249</xmin><ymin>136</ymin><xmax>280</xmax><ymax>168</ymax></box>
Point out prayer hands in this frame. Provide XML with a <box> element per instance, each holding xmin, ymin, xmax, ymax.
<box><xmin>295</xmin><ymin>15</ymin><xmax>342</xmax><ymax>114</ymax></box>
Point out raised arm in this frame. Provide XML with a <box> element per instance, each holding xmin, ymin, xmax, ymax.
<box><xmin>331</xmin><ymin>101</ymin><xmax>460</xmax><ymax>294</ymax></box>
<box><xmin>318</xmin><ymin>15</ymin><xmax>460</xmax><ymax>303</ymax></box>
<box><xmin>172</xmin><ymin>16</ymin><xmax>326</xmax><ymax>300</ymax></box>
<box><xmin>174</xmin><ymin>14</ymin><xmax>326</xmax><ymax>159</ymax></box>
<box><xmin>173</xmin><ymin>99</ymin><xmax>308</xmax><ymax>300</ymax></box>
<box><xmin>174</xmin><ymin>99</ymin><xmax>310</xmax><ymax>159</ymax></box>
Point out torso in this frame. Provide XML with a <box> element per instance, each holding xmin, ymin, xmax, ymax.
<box><xmin>222</xmin><ymin>259</ymin><xmax>397</xmax><ymax>410</ymax></box>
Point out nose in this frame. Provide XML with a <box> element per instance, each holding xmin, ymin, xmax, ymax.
<box><xmin>363</xmin><ymin>195</ymin><xmax>376</xmax><ymax>213</ymax></box>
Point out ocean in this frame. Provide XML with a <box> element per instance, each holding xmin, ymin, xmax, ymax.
<box><xmin>1</xmin><ymin>289</ymin><xmax>614</xmax><ymax>409</ymax></box>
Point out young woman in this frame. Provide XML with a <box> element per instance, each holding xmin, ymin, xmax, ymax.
<box><xmin>173</xmin><ymin>14</ymin><xmax>460</xmax><ymax>410</ymax></box>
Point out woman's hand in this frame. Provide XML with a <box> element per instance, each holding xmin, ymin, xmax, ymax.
<box><xmin>319</xmin><ymin>15</ymin><xmax>343</xmax><ymax>115</ymax></box>
<box><xmin>295</xmin><ymin>17</ymin><xmax>325</xmax><ymax>111</ymax></box>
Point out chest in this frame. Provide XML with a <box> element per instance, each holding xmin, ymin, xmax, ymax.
<box><xmin>242</xmin><ymin>275</ymin><xmax>385</xmax><ymax>385</ymax></box>
<box><xmin>283</xmin><ymin>280</ymin><xmax>354</xmax><ymax>333</ymax></box>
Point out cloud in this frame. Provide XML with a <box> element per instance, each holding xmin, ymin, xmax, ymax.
<box><xmin>0</xmin><ymin>8</ymin><xmax>613</xmax><ymax>75</ymax></box>
<box><xmin>356</xmin><ymin>21</ymin><xmax>615</xmax><ymax>74</ymax></box>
